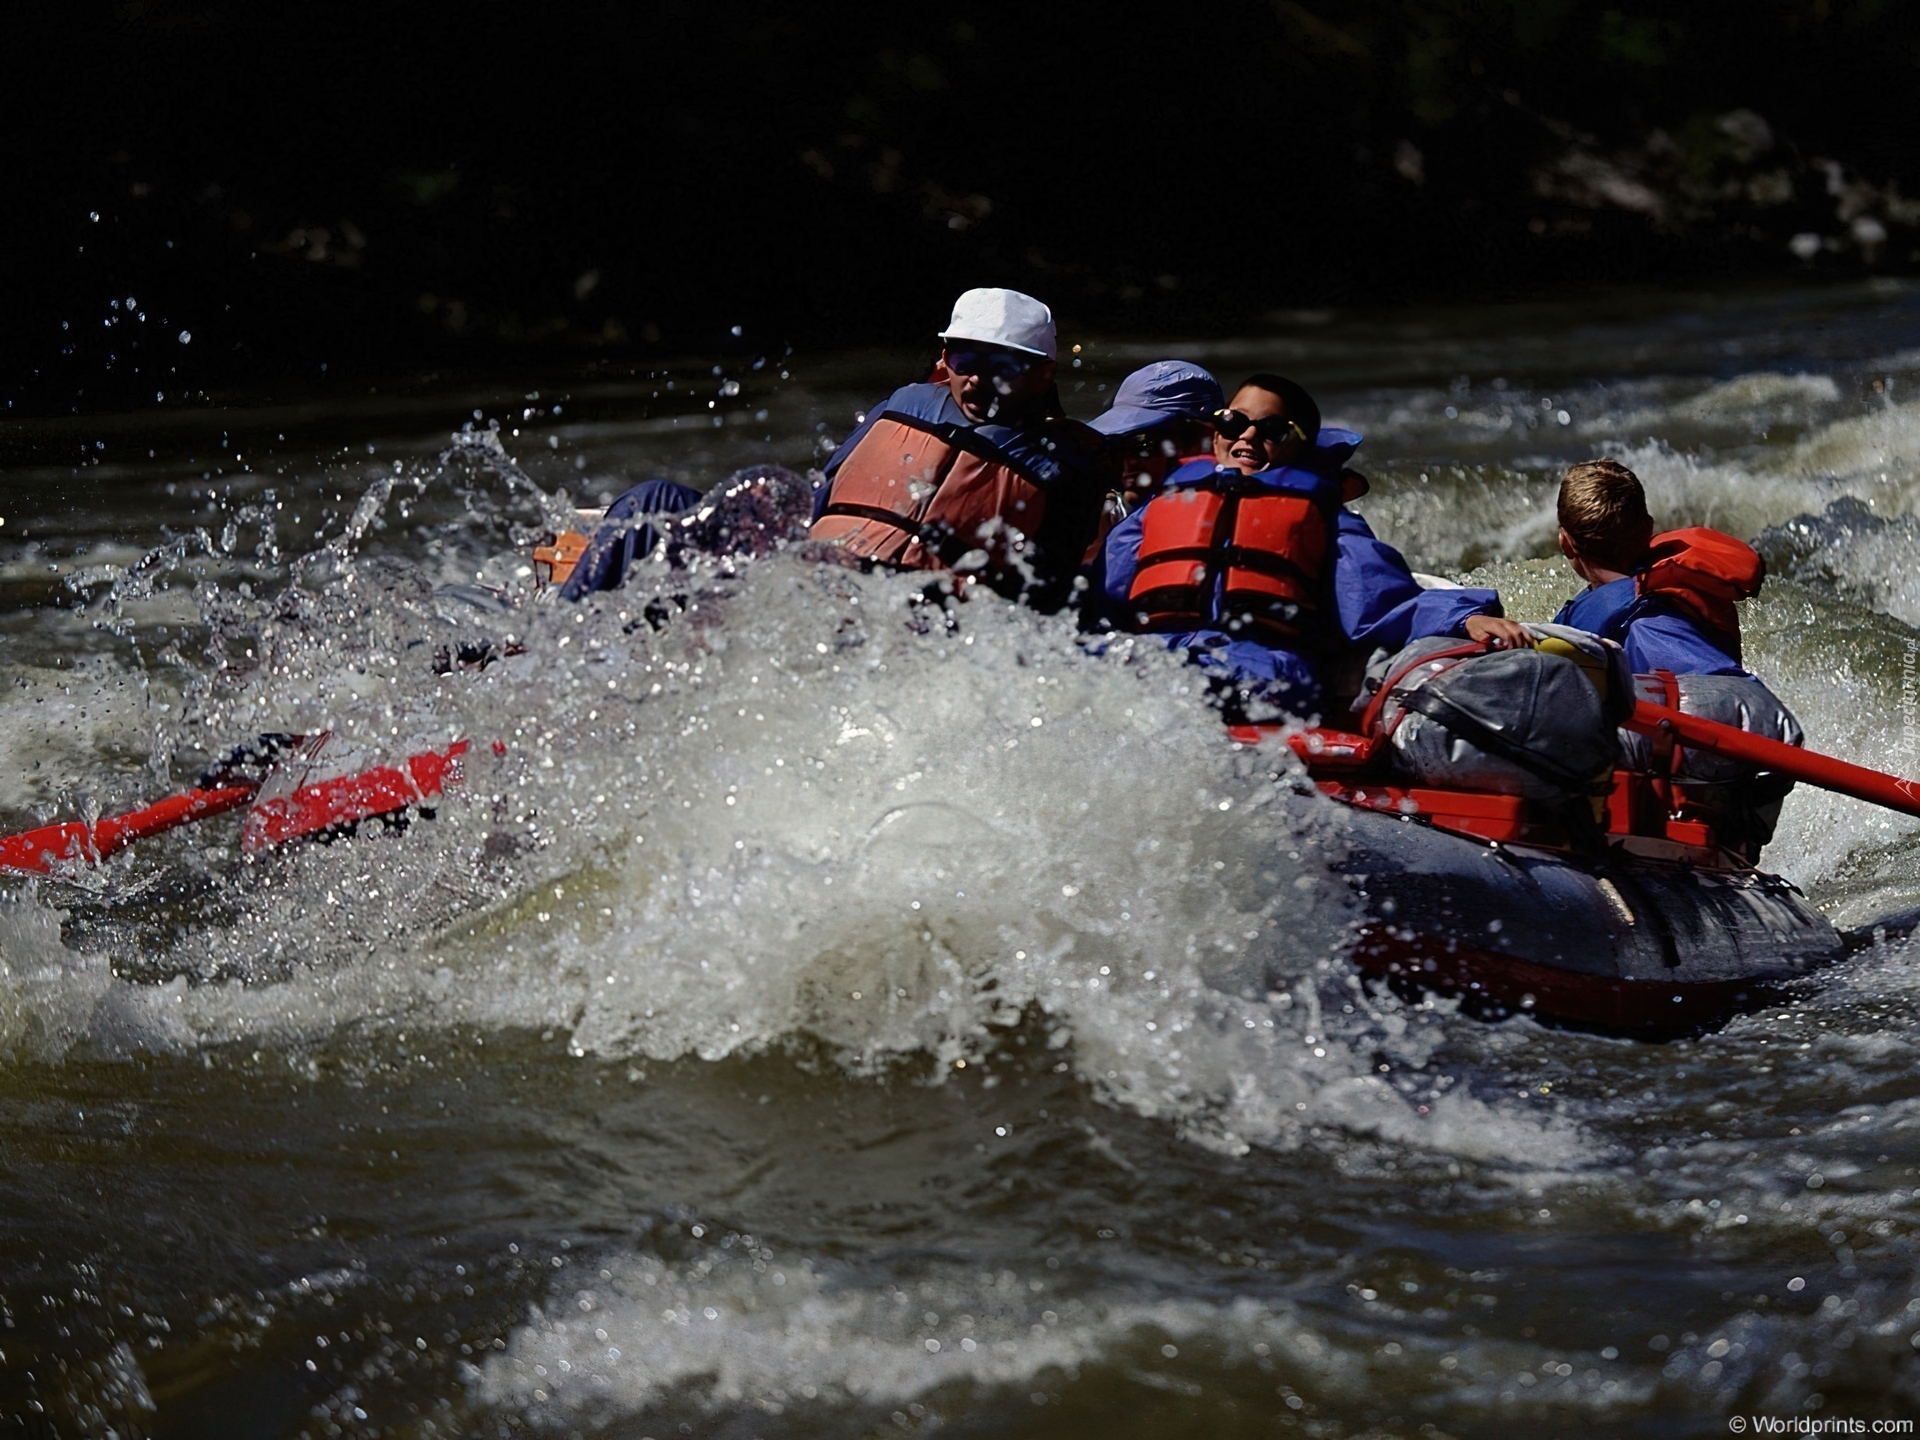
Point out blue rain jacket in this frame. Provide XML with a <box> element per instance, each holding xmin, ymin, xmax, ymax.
<box><xmin>558</xmin><ymin>479</ymin><xmax>703</xmax><ymax>601</ymax></box>
<box><xmin>1553</xmin><ymin>577</ymin><xmax>1748</xmax><ymax>677</ymax></box>
<box><xmin>1102</xmin><ymin>437</ymin><xmax>1499</xmax><ymax>714</ymax></box>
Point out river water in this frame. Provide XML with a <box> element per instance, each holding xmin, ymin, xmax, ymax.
<box><xmin>4</xmin><ymin>282</ymin><xmax>1920</xmax><ymax>1437</ymax></box>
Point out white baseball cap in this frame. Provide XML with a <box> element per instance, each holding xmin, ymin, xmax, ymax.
<box><xmin>938</xmin><ymin>287</ymin><xmax>1057</xmax><ymax>360</ymax></box>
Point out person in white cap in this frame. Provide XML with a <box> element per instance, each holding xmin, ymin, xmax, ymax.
<box><xmin>808</xmin><ymin>287</ymin><xmax>1109</xmax><ymax>611</ymax></box>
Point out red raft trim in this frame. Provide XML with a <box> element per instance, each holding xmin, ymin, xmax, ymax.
<box><xmin>1233</xmin><ymin>723</ymin><xmax>1731</xmax><ymax>856</ymax></box>
<box><xmin>1233</xmin><ymin>722</ymin><xmax>1788</xmax><ymax>1031</ymax></box>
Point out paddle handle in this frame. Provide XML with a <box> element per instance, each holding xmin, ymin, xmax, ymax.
<box><xmin>1627</xmin><ymin>701</ymin><xmax>1920</xmax><ymax>820</ymax></box>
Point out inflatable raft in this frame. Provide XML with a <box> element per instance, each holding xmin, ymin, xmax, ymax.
<box><xmin>1233</xmin><ymin>721</ymin><xmax>1846</xmax><ymax>1035</ymax></box>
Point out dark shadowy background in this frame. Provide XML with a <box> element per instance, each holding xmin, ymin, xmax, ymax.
<box><xmin>7</xmin><ymin>0</ymin><xmax>1920</xmax><ymax>417</ymax></box>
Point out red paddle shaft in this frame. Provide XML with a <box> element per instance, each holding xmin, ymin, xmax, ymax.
<box><xmin>1628</xmin><ymin>701</ymin><xmax>1920</xmax><ymax>820</ymax></box>
<box><xmin>0</xmin><ymin>785</ymin><xmax>260</xmax><ymax>875</ymax></box>
<box><xmin>0</xmin><ymin>739</ymin><xmax>475</xmax><ymax>876</ymax></box>
<box><xmin>240</xmin><ymin>740</ymin><xmax>469</xmax><ymax>851</ymax></box>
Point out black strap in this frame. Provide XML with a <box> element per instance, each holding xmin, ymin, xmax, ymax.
<box><xmin>1220</xmin><ymin>595</ymin><xmax>1309</xmax><ymax>631</ymax></box>
<box><xmin>1219</xmin><ymin>545</ymin><xmax>1316</xmax><ymax>586</ymax></box>
<box><xmin>1132</xmin><ymin>591</ymin><xmax>1306</xmax><ymax>647</ymax></box>
<box><xmin>819</xmin><ymin>409</ymin><xmax>1053</xmax><ymax>566</ymax></box>
<box><xmin>1398</xmin><ymin>686</ymin><xmax>1602</xmax><ymax>793</ymax></box>
<box><xmin>876</xmin><ymin>410</ymin><xmax>1049</xmax><ymax>489</ymax></box>
<box><xmin>1129</xmin><ymin>583</ymin><xmax>1206</xmax><ymax>618</ymax></box>
<box><xmin>1137</xmin><ymin>543</ymin><xmax>1316</xmax><ymax>586</ymax></box>
<box><xmin>1135</xmin><ymin>544</ymin><xmax>1215</xmax><ymax>567</ymax></box>
<box><xmin>820</xmin><ymin>500</ymin><xmax>928</xmax><ymax>536</ymax></box>
<box><xmin>819</xmin><ymin>411</ymin><xmax>962</xmax><ymax>558</ymax></box>
<box><xmin>825</xmin><ymin>502</ymin><xmax>982</xmax><ymax>568</ymax></box>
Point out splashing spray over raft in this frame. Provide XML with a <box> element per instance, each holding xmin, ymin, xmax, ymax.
<box><xmin>7</xmin><ymin>467</ymin><xmax>1918</xmax><ymax>1041</ymax></box>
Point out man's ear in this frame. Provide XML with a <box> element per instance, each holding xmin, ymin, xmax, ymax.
<box><xmin>1558</xmin><ymin>527</ymin><xmax>1601</xmax><ymax>584</ymax></box>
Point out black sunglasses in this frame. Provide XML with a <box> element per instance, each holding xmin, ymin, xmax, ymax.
<box><xmin>1212</xmin><ymin>408</ymin><xmax>1308</xmax><ymax>446</ymax></box>
<box><xmin>945</xmin><ymin>345</ymin><xmax>1041</xmax><ymax>380</ymax></box>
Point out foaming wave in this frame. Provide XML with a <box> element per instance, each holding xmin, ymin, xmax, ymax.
<box><xmin>1359</xmin><ymin>385</ymin><xmax>1920</xmax><ymax>576</ymax></box>
<box><xmin>0</xmin><ymin>444</ymin><xmax>1613</xmax><ymax>1167</ymax></box>
<box><xmin>475</xmin><ymin>1203</ymin><xmax>1919</xmax><ymax>1433</ymax></box>
<box><xmin>1600</xmin><ymin>397</ymin><xmax>1920</xmax><ymax>554</ymax></box>
<box><xmin>6</xmin><ymin>529</ymin><xmax>1490</xmax><ymax>1154</ymax></box>
<box><xmin>475</xmin><ymin>1249</ymin><xmax>1233</xmax><ymax>1427</ymax></box>
<box><xmin>1759</xmin><ymin>497</ymin><xmax>1920</xmax><ymax>629</ymax></box>
<box><xmin>1670</xmin><ymin>371</ymin><xmax>1843</xmax><ymax>423</ymax></box>
<box><xmin>0</xmin><ymin>661</ymin><xmax>181</xmax><ymax>817</ymax></box>
<box><xmin>1724</xmin><ymin>581</ymin><xmax>1920</xmax><ymax>894</ymax></box>
<box><xmin>0</xmin><ymin>892</ymin><xmax>117</xmax><ymax>1059</ymax></box>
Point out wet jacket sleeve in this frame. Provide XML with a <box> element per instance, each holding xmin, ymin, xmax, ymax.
<box><xmin>558</xmin><ymin>479</ymin><xmax>703</xmax><ymax>601</ymax></box>
<box><xmin>1333</xmin><ymin>511</ymin><xmax>1499</xmax><ymax>651</ymax></box>
<box><xmin>1620</xmin><ymin>613</ymin><xmax>1748</xmax><ymax>677</ymax></box>
<box><xmin>1100</xmin><ymin>507</ymin><xmax>1147</xmax><ymax>612</ymax></box>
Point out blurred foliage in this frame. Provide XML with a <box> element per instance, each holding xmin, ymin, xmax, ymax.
<box><xmin>7</xmin><ymin>0</ymin><xmax>1920</xmax><ymax>412</ymax></box>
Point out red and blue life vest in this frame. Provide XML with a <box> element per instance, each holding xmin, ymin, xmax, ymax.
<box><xmin>1558</xmin><ymin>527</ymin><xmax>1764</xmax><ymax>663</ymax></box>
<box><xmin>1126</xmin><ymin>460</ymin><xmax>1343</xmax><ymax>646</ymax></box>
<box><xmin>808</xmin><ymin>383</ymin><xmax>1103</xmax><ymax>580</ymax></box>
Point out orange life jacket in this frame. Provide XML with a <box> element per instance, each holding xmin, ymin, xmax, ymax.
<box><xmin>809</xmin><ymin>413</ymin><xmax>1050</xmax><ymax>572</ymax></box>
<box><xmin>1126</xmin><ymin>467</ymin><xmax>1339</xmax><ymax>645</ymax></box>
<box><xmin>1637</xmin><ymin>527</ymin><xmax>1765</xmax><ymax>661</ymax></box>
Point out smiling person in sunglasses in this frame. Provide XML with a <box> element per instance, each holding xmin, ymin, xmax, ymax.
<box><xmin>1100</xmin><ymin>373</ymin><xmax>1526</xmax><ymax>719</ymax></box>
<box><xmin>808</xmin><ymin>288</ymin><xmax>1109</xmax><ymax>611</ymax></box>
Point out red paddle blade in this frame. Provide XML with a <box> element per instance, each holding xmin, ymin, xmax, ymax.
<box><xmin>0</xmin><ymin>784</ymin><xmax>259</xmax><ymax>876</ymax></box>
<box><xmin>1628</xmin><ymin>701</ymin><xmax>1920</xmax><ymax>819</ymax></box>
<box><xmin>239</xmin><ymin>740</ymin><xmax>470</xmax><ymax>852</ymax></box>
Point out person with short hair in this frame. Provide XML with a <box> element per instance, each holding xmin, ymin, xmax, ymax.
<box><xmin>1101</xmin><ymin>373</ymin><xmax>1520</xmax><ymax>718</ymax></box>
<box><xmin>1553</xmin><ymin>458</ymin><xmax>1793</xmax><ymax>859</ymax></box>
<box><xmin>1552</xmin><ymin>458</ymin><xmax>1762</xmax><ymax>675</ymax></box>
<box><xmin>807</xmin><ymin>288</ymin><xmax>1108</xmax><ymax>611</ymax></box>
